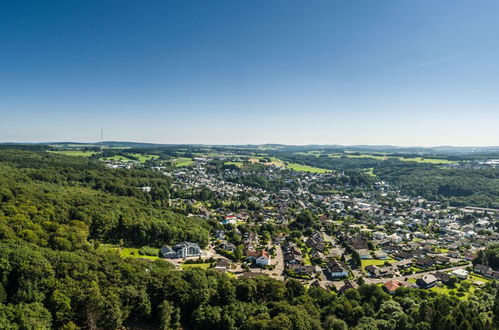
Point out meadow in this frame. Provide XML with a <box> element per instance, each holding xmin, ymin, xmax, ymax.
<box><xmin>48</xmin><ymin>150</ymin><xmax>98</xmax><ymax>157</ymax></box>
<box><xmin>285</xmin><ymin>162</ymin><xmax>331</xmax><ymax>173</ymax></box>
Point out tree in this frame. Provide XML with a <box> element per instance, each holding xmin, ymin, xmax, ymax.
<box><xmin>323</xmin><ymin>316</ymin><xmax>348</xmax><ymax>330</ymax></box>
<box><xmin>158</xmin><ymin>300</ymin><xmax>178</xmax><ymax>330</ymax></box>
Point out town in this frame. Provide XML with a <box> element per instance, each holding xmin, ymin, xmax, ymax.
<box><xmin>105</xmin><ymin>150</ymin><xmax>499</xmax><ymax>298</ymax></box>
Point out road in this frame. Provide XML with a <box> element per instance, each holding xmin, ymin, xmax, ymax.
<box><xmin>261</xmin><ymin>240</ymin><xmax>285</xmax><ymax>280</ymax></box>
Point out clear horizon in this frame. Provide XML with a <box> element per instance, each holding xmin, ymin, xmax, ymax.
<box><xmin>1</xmin><ymin>1</ymin><xmax>499</xmax><ymax>146</ymax></box>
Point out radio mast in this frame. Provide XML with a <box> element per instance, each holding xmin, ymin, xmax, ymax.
<box><xmin>100</xmin><ymin>129</ymin><xmax>104</xmax><ymax>154</ymax></box>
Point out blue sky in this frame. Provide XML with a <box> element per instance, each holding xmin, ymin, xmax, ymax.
<box><xmin>1</xmin><ymin>0</ymin><xmax>498</xmax><ymax>146</ymax></box>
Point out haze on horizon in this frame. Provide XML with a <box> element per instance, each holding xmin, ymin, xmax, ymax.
<box><xmin>1</xmin><ymin>1</ymin><xmax>498</xmax><ymax>147</ymax></box>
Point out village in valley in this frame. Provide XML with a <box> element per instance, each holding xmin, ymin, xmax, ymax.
<box><xmin>91</xmin><ymin>146</ymin><xmax>499</xmax><ymax>299</ymax></box>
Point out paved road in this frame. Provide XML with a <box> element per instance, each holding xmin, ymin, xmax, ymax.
<box><xmin>261</xmin><ymin>241</ymin><xmax>284</xmax><ymax>280</ymax></box>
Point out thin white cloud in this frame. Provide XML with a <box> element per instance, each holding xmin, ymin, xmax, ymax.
<box><xmin>418</xmin><ymin>54</ymin><xmax>464</xmax><ymax>67</ymax></box>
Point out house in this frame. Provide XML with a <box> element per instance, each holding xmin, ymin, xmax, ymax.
<box><xmin>339</xmin><ymin>280</ymin><xmax>359</xmax><ymax>293</ymax></box>
<box><xmin>474</xmin><ymin>264</ymin><xmax>490</xmax><ymax>274</ymax></box>
<box><xmin>450</xmin><ymin>269</ymin><xmax>469</xmax><ymax>279</ymax></box>
<box><xmin>215</xmin><ymin>259</ymin><xmax>232</xmax><ymax>270</ymax></box>
<box><xmin>348</xmin><ymin>236</ymin><xmax>369</xmax><ymax>250</ymax></box>
<box><xmin>384</xmin><ymin>280</ymin><xmax>403</xmax><ymax>294</ymax></box>
<box><xmin>256</xmin><ymin>250</ymin><xmax>271</xmax><ymax>266</ymax></box>
<box><xmin>160</xmin><ymin>242</ymin><xmax>202</xmax><ymax>259</ymax></box>
<box><xmin>306</xmin><ymin>236</ymin><xmax>325</xmax><ymax>252</ymax></box>
<box><xmin>433</xmin><ymin>271</ymin><xmax>452</xmax><ymax>283</ymax></box>
<box><xmin>365</xmin><ymin>264</ymin><xmax>395</xmax><ymax>278</ymax></box>
<box><xmin>310</xmin><ymin>279</ymin><xmax>329</xmax><ymax>291</ymax></box>
<box><xmin>213</xmin><ymin>230</ymin><xmax>226</xmax><ymax>240</ymax></box>
<box><xmin>240</xmin><ymin>272</ymin><xmax>264</xmax><ymax>278</ymax></box>
<box><xmin>214</xmin><ymin>259</ymin><xmax>231</xmax><ymax>273</ymax></box>
<box><xmin>473</xmin><ymin>264</ymin><xmax>499</xmax><ymax>279</ymax></box>
<box><xmin>374</xmin><ymin>251</ymin><xmax>388</xmax><ymax>259</ymax></box>
<box><xmin>221</xmin><ymin>215</ymin><xmax>237</xmax><ymax>225</ymax></box>
<box><xmin>218</xmin><ymin>242</ymin><xmax>236</xmax><ymax>252</ymax></box>
<box><xmin>328</xmin><ymin>260</ymin><xmax>349</xmax><ymax>278</ymax></box>
<box><xmin>387</xmin><ymin>234</ymin><xmax>403</xmax><ymax>243</ymax></box>
<box><xmin>393</xmin><ymin>251</ymin><xmax>412</xmax><ymax>260</ymax></box>
<box><xmin>245</xmin><ymin>249</ymin><xmax>260</xmax><ymax>260</ymax></box>
<box><xmin>273</xmin><ymin>235</ymin><xmax>286</xmax><ymax>245</ymax></box>
<box><xmin>435</xmin><ymin>256</ymin><xmax>450</xmax><ymax>265</ymax></box>
<box><xmin>396</xmin><ymin>260</ymin><xmax>413</xmax><ymax>269</ymax></box>
<box><xmin>415</xmin><ymin>257</ymin><xmax>434</xmax><ymax>268</ymax></box>
<box><xmin>288</xmin><ymin>264</ymin><xmax>318</xmax><ymax>275</ymax></box>
<box><xmin>373</xmin><ymin>231</ymin><xmax>387</xmax><ymax>240</ymax></box>
<box><xmin>417</xmin><ymin>274</ymin><xmax>438</xmax><ymax>289</ymax></box>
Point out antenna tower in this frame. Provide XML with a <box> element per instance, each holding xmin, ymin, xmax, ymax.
<box><xmin>100</xmin><ymin>129</ymin><xmax>104</xmax><ymax>153</ymax></box>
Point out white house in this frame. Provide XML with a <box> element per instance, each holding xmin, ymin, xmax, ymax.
<box><xmin>450</xmin><ymin>269</ymin><xmax>469</xmax><ymax>279</ymax></box>
<box><xmin>256</xmin><ymin>250</ymin><xmax>271</xmax><ymax>266</ymax></box>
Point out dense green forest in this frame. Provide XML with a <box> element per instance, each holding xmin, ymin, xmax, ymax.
<box><xmin>0</xmin><ymin>150</ymin><xmax>209</xmax><ymax>249</ymax></box>
<box><xmin>374</xmin><ymin>161</ymin><xmax>499</xmax><ymax>208</ymax></box>
<box><xmin>0</xmin><ymin>150</ymin><xmax>498</xmax><ymax>329</ymax></box>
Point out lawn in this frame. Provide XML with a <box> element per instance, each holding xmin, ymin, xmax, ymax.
<box><xmin>49</xmin><ymin>150</ymin><xmax>98</xmax><ymax>157</ymax></box>
<box><xmin>98</xmin><ymin>245</ymin><xmax>160</xmax><ymax>260</ymax></box>
<box><xmin>174</xmin><ymin>157</ymin><xmax>194</xmax><ymax>167</ymax></box>
<box><xmin>180</xmin><ymin>263</ymin><xmax>212</xmax><ymax>270</ymax></box>
<box><xmin>361</xmin><ymin>258</ymin><xmax>395</xmax><ymax>269</ymax></box>
<box><xmin>286</xmin><ymin>162</ymin><xmax>330</xmax><ymax>173</ymax></box>
<box><xmin>468</xmin><ymin>273</ymin><xmax>491</xmax><ymax>283</ymax></box>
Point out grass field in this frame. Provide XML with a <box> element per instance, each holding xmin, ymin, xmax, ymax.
<box><xmin>120</xmin><ymin>247</ymin><xmax>159</xmax><ymax>260</ymax></box>
<box><xmin>469</xmin><ymin>273</ymin><xmax>491</xmax><ymax>283</ymax></box>
<box><xmin>285</xmin><ymin>162</ymin><xmax>330</xmax><ymax>173</ymax></box>
<box><xmin>98</xmin><ymin>244</ymin><xmax>160</xmax><ymax>260</ymax></box>
<box><xmin>130</xmin><ymin>153</ymin><xmax>160</xmax><ymax>162</ymax></box>
<box><xmin>102</xmin><ymin>155</ymin><xmax>134</xmax><ymax>161</ymax></box>
<box><xmin>180</xmin><ymin>263</ymin><xmax>211</xmax><ymax>270</ymax></box>
<box><xmin>224</xmin><ymin>161</ymin><xmax>244</xmax><ymax>167</ymax></box>
<box><xmin>429</xmin><ymin>282</ymin><xmax>476</xmax><ymax>300</ymax></box>
<box><xmin>49</xmin><ymin>150</ymin><xmax>98</xmax><ymax>157</ymax></box>
<box><xmin>361</xmin><ymin>258</ymin><xmax>395</xmax><ymax>269</ymax></box>
<box><xmin>174</xmin><ymin>157</ymin><xmax>194</xmax><ymax>167</ymax></box>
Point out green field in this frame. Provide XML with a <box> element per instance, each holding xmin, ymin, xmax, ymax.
<box><xmin>99</xmin><ymin>245</ymin><xmax>160</xmax><ymax>260</ymax></box>
<box><xmin>49</xmin><ymin>150</ymin><xmax>98</xmax><ymax>157</ymax></box>
<box><xmin>285</xmin><ymin>162</ymin><xmax>330</xmax><ymax>173</ymax></box>
<box><xmin>120</xmin><ymin>247</ymin><xmax>160</xmax><ymax>260</ymax></box>
<box><xmin>174</xmin><ymin>157</ymin><xmax>194</xmax><ymax>167</ymax></box>
<box><xmin>224</xmin><ymin>161</ymin><xmax>244</xmax><ymax>167</ymax></box>
<box><xmin>180</xmin><ymin>263</ymin><xmax>212</xmax><ymax>270</ymax></box>
<box><xmin>50</xmin><ymin>150</ymin><xmax>159</xmax><ymax>163</ymax></box>
<box><xmin>130</xmin><ymin>153</ymin><xmax>160</xmax><ymax>162</ymax></box>
<box><xmin>100</xmin><ymin>153</ymin><xmax>159</xmax><ymax>163</ymax></box>
<box><xmin>361</xmin><ymin>258</ymin><xmax>395</xmax><ymax>270</ymax></box>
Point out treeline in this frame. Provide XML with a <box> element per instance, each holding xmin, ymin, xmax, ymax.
<box><xmin>374</xmin><ymin>161</ymin><xmax>499</xmax><ymax>208</ymax></box>
<box><xmin>474</xmin><ymin>244</ymin><xmax>499</xmax><ymax>270</ymax></box>
<box><xmin>0</xmin><ymin>150</ymin><xmax>209</xmax><ymax>249</ymax></box>
<box><xmin>0</xmin><ymin>241</ymin><xmax>497</xmax><ymax>329</ymax></box>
